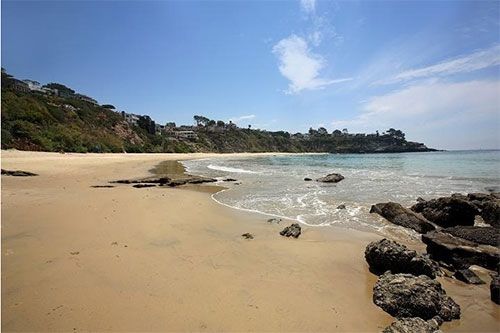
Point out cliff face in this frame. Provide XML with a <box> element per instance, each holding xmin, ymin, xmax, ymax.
<box><xmin>1</xmin><ymin>72</ymin><xmax>434</xmax><ymax>154</ymax></box>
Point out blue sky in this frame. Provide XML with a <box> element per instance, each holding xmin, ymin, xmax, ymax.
<box><xmin>2</xmin><ymin>0</ymin><xmax>499</xmax><ymax>149</ymax></box>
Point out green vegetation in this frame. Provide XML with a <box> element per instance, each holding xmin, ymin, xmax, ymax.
<box><xmin>1</xmin><ymin>69</ymin><xmax>434</xmax><ymax>154</ymax></box>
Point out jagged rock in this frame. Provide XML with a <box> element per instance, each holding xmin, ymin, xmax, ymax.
<box><xmin>370</xmin><ymin>202</ymin><xmax>435</xmax><ymax>234</ymax></box>
<box><xmin>422</xmin><ymin>230</ymin><xmax>499</xmax><ymax>270</ymax></box>
<box><xmin>373</xmin><ymin>272</ymin><xmax>460</xmax><ymax>321</ymax></box>
<box><xmin>316</xmin><ymin>173</ymin><xmax>344</xmax><ymax>183</ymax></box>
<box><xmin>382</xmin><ymin>317</ymin><xmax>441</xmax><ymax>333</ymax></box>
<box><xmin>337</xmin><ymin>204</ymin><xmax>346</xmax><ymax>209</ymax></box>
<box><xmin>411</xmin><ymin>196</ymin><xmax>478</xmax><ymax>227</ymax></box>
<box><xmin>443</xmin><ymin>226</ymin><xmax>499</xmax><ymax>247</ymax></box>
<box><xmin>1</xmin><ymin>169</ymin><xmax>38</xmax><ymax>176</ymax></box>
<box><xmin>241</xmin><ymin>233</ymin><xmax>254</xmax><ymax>239</ymax></box>
<box><xmin>132</xmin><ymin>184</ymin><xmax>156</xmax><ymax>188</ymax></box>
<box><xmin>267</xmin><ymin>218</ymin><xmax>282</xmax><ymax>224</ymax></box>
<box><xmin>481</xmin><ymin>200</ymin><xmax>500</xmax><ymax>227</ymax></box>
<box><xmin>304</xmin><ymin>177</ymin><xmax>312</xmax><ymax>181</ymax></box>
<box><xmin>453</xmin><ymin>269</ymin><xmax>485</xmax><ymax>284</ymax></box>
<box><xmin>280</xmin><ymin>223</ymin><xmax>301</xmax><ymax>238</ymax></box>
<box><xmin>491</xmin><ymin>274</ymin><xmax>500</xmax><ymax>304</ymax></box>
<box><xmin>365</xmin><ymin>239</ymin><xmax>440</xmax><ymax>278</ymax></box>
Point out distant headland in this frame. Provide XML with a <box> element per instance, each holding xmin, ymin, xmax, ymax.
<box><xmin>1</xmin><ymin>69</ymin><xmax>435</xmax><ymax>154</ymax></box>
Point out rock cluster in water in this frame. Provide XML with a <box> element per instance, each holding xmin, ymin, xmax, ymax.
<box><xmin>367</xmin><ymin>191</ymin><xmax>499</xmax><ymax>332</ymax></box>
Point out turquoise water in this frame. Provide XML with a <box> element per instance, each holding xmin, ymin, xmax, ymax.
<box><xmin>183</xmin><ymin>151</ymin><xmax>500</xmax><ymax>235</ymax></box>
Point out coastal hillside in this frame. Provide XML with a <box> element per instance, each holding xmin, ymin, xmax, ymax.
<box><xmin>1</xmin><ymin>69</ymin><xmax>434</xmax><ymax>153</ymax></box>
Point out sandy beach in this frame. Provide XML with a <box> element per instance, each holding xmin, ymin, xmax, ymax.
<box><xmin>1</xmin><ymin>150</ymin><xmax>498</xmax><ymax>332</ymax></box>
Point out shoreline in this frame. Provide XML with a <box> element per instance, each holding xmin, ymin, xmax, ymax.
<box><xmin>2</xmin><ymin>150</ymin><xmax>498</xmax><ymax>332</ymax></box>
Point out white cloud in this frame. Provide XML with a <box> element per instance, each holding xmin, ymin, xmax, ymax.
<box><xmin>229</xmin><ymin>114</ymin><xmax>256</xmax><ymax>123</ymax></box>
<box><xmin>378</xmin><ymin>44</ymin><xmax>500</xmax><ymax>85</ymax></box>
<box><xmin>300</xmin><ymin>0</ymin><xmax>316</xmax><ymax>14</ymax></box>
<box><xmin>272</xmin><ymin>35</ymin><xmax>352</xmax><ymax>94</ymax></box>
<box><xmin>331</xmin><ymin>79</ymin><xmax>500</xmax><ymax>149</ymax></box>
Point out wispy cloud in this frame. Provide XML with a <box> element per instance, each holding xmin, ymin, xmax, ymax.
<box><xmin>229</xmin><ymin>114</ymin><xmax>256</xmax><ymax>123</ymax></box>
<box><xmin>376</xmin><ymin>44</ymin><xmax>500</xmax><ymax>85</ymax></box>
<box><xmin>332</xmin><ymin>79</ymin><xmax>500</xmax><ymax>148</ymax></box>
<box><xmin>300</xmin><ymin>0</ymin><xmax>316</xmax><ymax>15</ymax></box>
<box><xmin>273</xmin><ymin>35</ymin><xmax>352</xmax><ymax>94</ymax></box>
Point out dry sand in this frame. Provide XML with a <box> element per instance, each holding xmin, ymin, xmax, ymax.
<box><xmin>1</xmin><ymin>150</ymin><xmax>498</xmax><ymax>332</ymax></box>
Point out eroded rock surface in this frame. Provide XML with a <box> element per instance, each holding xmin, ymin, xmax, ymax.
<box><xmin>382</xmin><ymin>317</ymin><xmax>441</xmax><ymax>333</ymax></box>
<box><xmin>365</xmin><ymin>239</ymin><xmax>439</xmax><ymax>278</ymax></box>
<box><xmin>370</xmin><ymin>202</ymin><xmax>435</xmax><ymax>234</ymax></box>
<box><xmin>411</xmin><ymin>196</ymin><xmax>478</xmax><ymax>227</ymax></box>
<box><xmin>373</xmin><ymin>272</ymin><xmax>460</xmax><ymax>321</ymax></box>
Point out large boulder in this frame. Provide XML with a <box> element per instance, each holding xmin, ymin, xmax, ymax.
<box><xmin>373</xmin><ymin>272</ymin><xmax>460</xmax><ymax>321</ymax></box>
<box><xmin>491</xmin><ymin>274</ymin><xmax>500</xmax><ymax>304</ymax></box>
<box><xmin>365</xmin><ymin>239</ymin><xmax>440</xmax><ymax>278</ymax></box>
<box><xmin>411</xmin><ymin>196</ymin><xmax>478</xmax><ymax>227</ymax></box>
<box><xmin>279</xmin><ymin>223</ymin><xmax>301</xmax><ymax>238</ymax></box>
<box><xmin>316</xmin><ymin>173</ymin><xmax>344</xmax><ymax>183</ymax></box>
<box><xmin>382</xmin><ymin>317</ymin><xmax>441</xmax><ymax>333</ymax></box>
<box><xmin>442</xmin><ymin>226</ymin><xmax>499</xmax><ymax>247</ymax></box>
<box><xmin>370</xmin><ymin>202</ymin><xmax>435</xmax><ymax>234</ymax></box>
<box><xmin>481</xmin><ymin>200</ymin><xmax>500</xmax><ymax>227</ymax></box>
<box><xmin>422</xmin><ymin>230</ymin><xmax>499</xmax><ymax>270</ymax></box>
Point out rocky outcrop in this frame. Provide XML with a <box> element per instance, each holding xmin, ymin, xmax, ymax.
<box><xmin>111</xmin><ymin>177</ymin><xmax>171</xmax><ymax>185</ymax></box>
<box><xmin>491</xmin><ymin>274</ymin><xmax>500</xmax><ymax>304</ymax></box>
<box><xmin>382</xmin><ymin>317</ymin><xmax>441</xmax><ymax>333</ymax></box>
<box><xmin>316</xmin><ymin>173</ymin><xmax>344</xmax><ymax>183</ymax></box>
<box><xmin>223</xmin><ymin>178</ymin><xmax>237</xmax><ymax>182</ymax></box>
<box><xmin>411</xmin><ymin>196</ymin><xmax>478</xmax><ymax>227</ymax></box>
<box><xmin>304</xmin><ymin>177</ymin><xmax>312</xmax><ymax>181</ymax></box>
<box><xmin>481</xmin><ymin>200</ymin><xmax>500</xmax><ymax>227</ymax></box>
<box><xmin>370</xmin><ymin>202</ymin><xmax>435</xmax><ymax>234</ymax></box>
<box><xmin>280</xmin><ymin>223</ymin><xmax>301</xmax><ymax>238</ymax></box>
<box><xmin>443</xmin><ymin>226</ymin><xmax>499</xmax><ymax>247</ymax></box>
<box><xmin>421</xmin><ymin>230</ymin><xmax>499</xmax><ymax>270</ymax></box>
<box><xmin>337</xmin><ymin>204</ymin><xmax>346</xmax><ymax>209</ymax></box>
<box><xmin>453</xmin><ymin>269</ymin><xmax>485</xmax><ymax>284</ymax></box>
<box><xmin>373</xmin><ymin>272</ymin><xmax>460</xmax><ymax>321</ymax></box>
<box><xmin>365</xmin><ymin>239</ymin><xmax>440</xmax><ymax>278</ymax></box>
<box><xmin>1</xmin><ymin>169</ymin><xmax>38</xmax><ymax>176</ymax></box>
<box><xmin>111</xmin><ymin>176</ymin><xmax>216</xmax><ymax>187</ymax></box>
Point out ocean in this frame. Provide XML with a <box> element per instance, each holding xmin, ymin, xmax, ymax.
<box><xmin>182</xmin><ymin>150</ymin><xmax>500</xmax><ymax>237</ymax></box>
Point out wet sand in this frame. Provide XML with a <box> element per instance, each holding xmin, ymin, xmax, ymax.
<box><xmin>1</xmin><ymin>150</ymin><xmax>498</xmax><ymax>332</ymax></box>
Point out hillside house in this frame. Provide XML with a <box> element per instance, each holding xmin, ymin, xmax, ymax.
<box><xmin>121</xmin><ymin>112</ymin><xmax>140</xmax><ymax>126</ymax></box>
<box><xmin>75</xmin><ymin>94</ymin><xmax>98</xmax><ymax>105</ymax></box>
<box><xmin>174</xmin><ymin>130</ymin><xmax>198</xmax><ymax>140</ymax></box>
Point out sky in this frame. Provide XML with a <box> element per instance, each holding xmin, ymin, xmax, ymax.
<box><xmin>2</xmin><ymin>0</ymin><xmax>499</xmax><ymax>150</ymax></box>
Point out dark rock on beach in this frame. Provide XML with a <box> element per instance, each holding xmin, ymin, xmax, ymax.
<box><xmin>111</xmin><ymin>177</ymin><xmax>170</xmax><ymax>185</ymax></box>
<box><xmin>316</xmin><ymin>173</ymin><xmax>344</xmax><ymax>183</ymax></box>
<box><xmin>280</xmin><ymin>223</ymin><xmax>301</xmax><ymax>238</ymax></box>
<box><xmin>481</xmin><ymin>200</ymin><xmax>500</xmax><ymax>227</ymax></box>
<box><xmin>453</xmin><ymin>268</ymin><xmax>485</xmax><ymax>284</ymax></box>
<box><xmin>304</xmin><ymin>177</ymin><xmax>312</xmax><ymax>181</ymax></box>
<box><xmin>422</xmin><ymin>230</ymin><xmax>499</xmax><ymax>270</ymax></box>
<box><xmin>337</xmin><ymin>204</ymin><xmax>346</xmax><ymax>209</ymax></box>
<box><xmin>491</xmin><ymin>274</ymin><xmax>500</xmax><ymax>304</ymax></box>
<box><xmin>443</xmin><ymin>226</ymin><xmax>499</xmax><ymax>247</ymax></box>
<box><xmin>1</xmin><ymin>169</ymin><xmax>38</xmax><ymax>176</ymax></box>
<box><xmin>91</xmin><ymin>185</ymin><xmax>115</xmax><ymax>188</ymax></box>
<box><xmin>411</xmin><ymin>196</ymin><xmax>478</xmax><ymax>227</ymax></box>
<box><xmin>186</xmin><ymin>176</ymin><xmax>217</xmax><ymax>184</ymax></box>
<box><xmin>370</xmin><ymin>202</ymin><xmax>435</xmax><ymax>234</ymax></box>
<box><xmin>365</xmin><ymin>239</ymin><xmax>440</xmax><ymax>278</ymax></box>
<box><xmin>382</xmin><ymin>317</ymin><xmax>441</xmax><ymax>333</ymax></box>
<box><xmin>167</xmin><ymin>179</ymin><xmax>188</xmax><ymax>187</ymax></box>
<box><xmin>223</xmin><ymin>178</ymin><xmax>237</xmax><ymax>182</ymax></box>
<box><xmin>373</xmin><ymin>272</ymin><xmax>460</xmax><ymax>321</ymax></box>
<box><xmin>132</xmin><ymin>184</ymin><xmax>156</xmax><ymax>188</ymax></box>
<box><xmin>241</xmin><ymin>233</ymin><xmax>254</xmax><ymax>239</ymax></box>
<box><xmin>267</xmin><ymin>218</ymin><xmax>282</xmax><ymax>224</ymax></box>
